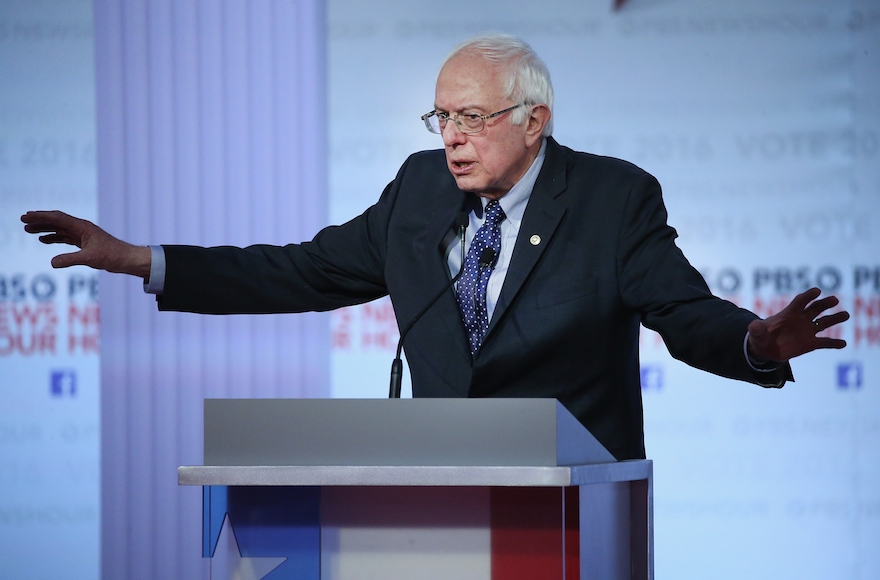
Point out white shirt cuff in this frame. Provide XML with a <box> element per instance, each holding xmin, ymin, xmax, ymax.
<box><xmin>743</xmin><ymin>332</ymin><xmax>783</xmax><ymax>372</ymax></box>
<box><xmin>143</xmin><ymin>245</ymin><xmax>166</xmax><ymax>295</ymax></box>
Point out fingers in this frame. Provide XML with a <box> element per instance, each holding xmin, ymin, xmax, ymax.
<box><xmin>797</xmin><ymin>290</ymin><xmax>850</xmax><ymax>337</ymax></box>
<box><xmin>789</xmin><ymin>287</ymin><xmax>822</xmax><ymax>311</ymax></box>
<box><xmin>38</xmin><ymin>234</ymin><xmax>75</xmax><ymax>245</ymax></box>
<box><xmin>804</xmin><ymin>295</ymin><xmax>840</xmax><ymax>318</ymax></box>
<box><xmin>814</xmin><ymin>337</ymin><xmax>847</xmax><ymax>350</ymax></box>
<box><xmin>22</xmin><ymin>210</ymin><xmax>82</xmax><ymax>241</ymax></box>
<box><xmin>814</xmin><ymin>310</ymin><xmax>850</xmax><ymax>332</ymax></box>
<box><xmin>21</xmin><ymin>210</ymin><xmax>74</xmax><ymax>227</ymax></box>
<box><xmin>24</xmin><ymin>222</ymin><xmax>68</xmax><ymax>235</ymax></box>
<box><xmin>50</xmin><ymin>250</ymin><xmax>86</xmax><ymax>269</ymax></box>
<box><xmin>794</xmin><ymin>289</ymin><xmax>850</xmax><ymax>333</ymax></box>
<box><xmin>23</xmin><ymin>210</ymin><xmax>103</xmax><ymax>253</ymax></box>
<box><xmin>21</xmin><ymin>210</ymin><xmax>72</xmax><ymax>219</ymax></box>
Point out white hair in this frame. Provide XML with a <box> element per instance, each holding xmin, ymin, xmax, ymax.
<box><xmin>443</xmin><ymin>33</ymin><xmax>554</xmax><ymax>136</ymax></box>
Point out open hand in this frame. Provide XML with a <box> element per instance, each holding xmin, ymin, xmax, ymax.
<box><xmin>747</xmin><ymin>287</ymin><xmax>849</xmax><ymax>363</ymax></box>
<box><xmin>21</xmin><ymin>210</ymin><xmax>151</xmax><ymax>278</ymax></box>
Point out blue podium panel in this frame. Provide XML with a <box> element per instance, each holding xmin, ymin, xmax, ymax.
<box><xmin>205</xmin><ymin>486</ymin><xmax>321</xmax><ymax>580</ymax></box>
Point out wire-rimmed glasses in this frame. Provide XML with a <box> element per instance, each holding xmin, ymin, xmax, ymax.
<box><xmin>420</xmin><ymin>104</ymin><xmax>523</xmax><ymax>135</ymax></box>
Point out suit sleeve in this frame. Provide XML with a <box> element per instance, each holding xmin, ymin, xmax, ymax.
<box><xmin>156</xmin><ymin>169</ymin><xmax>406</xmax><ymax>315</ymax></box>
<box><xmin>615</xmin><ymin>172</ymin><xmax>791</xmax><ymax>387</ymax></box>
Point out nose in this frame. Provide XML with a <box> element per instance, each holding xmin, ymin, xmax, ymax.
<box><xmin>441</xmin><ymin>118</ymin><xmax>467</xmax><ymax>147</ymax></box>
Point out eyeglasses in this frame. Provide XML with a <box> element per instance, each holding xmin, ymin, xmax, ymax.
<box><xmin>420</xmin><ymin>104</ymin><xmax>523</xmax><ymax>135</ymax></box>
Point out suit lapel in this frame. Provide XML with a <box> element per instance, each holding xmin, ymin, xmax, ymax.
<box><xmin>486</xmin><ymin>138</ymin><xmax>568</xmax><ymax>336</ymax></box>
<box><xmin>421</xmin><ymin>184</ymin><xmax>473</xmax><ymax>373</ymax></box>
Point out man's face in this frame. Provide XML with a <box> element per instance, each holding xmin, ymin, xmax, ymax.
<box><xmin>434</xmin><ymin>52</ymin><xmax>541</xmax><ymax>199</ymax></box>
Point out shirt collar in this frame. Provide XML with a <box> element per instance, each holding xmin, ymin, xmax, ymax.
<box><xmin>479</xmin><ymin>138</ymin><xmax>547</xmax><ymax>226</ymax></box>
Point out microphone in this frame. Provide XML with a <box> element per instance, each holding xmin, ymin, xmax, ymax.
<box><xmin>478</xmin><ymin>247</ymin><xmax>496</xmax><ymax>268</ymax></box>
<box><xmin>389</xmin><ymin>212</ymin><xmax>469</xmax><ymax>398</ymax></box>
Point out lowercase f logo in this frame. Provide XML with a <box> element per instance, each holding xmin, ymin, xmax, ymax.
<box><xmin>51</xmin><ymin>370</ymin><xmax>77</xmax><ymax>397</ymax></box>
<box><xmin>836</xmin><ymin>362</ymin><xmax>863</xmax><ymax>390</ymax></box>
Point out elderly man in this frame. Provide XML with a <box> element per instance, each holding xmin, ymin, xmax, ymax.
<box><xmin>22</xmin><ymin>34</ymin><xmax>847</xmax><ymax>460</ymax></box>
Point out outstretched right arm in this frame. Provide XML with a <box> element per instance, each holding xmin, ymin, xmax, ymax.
<box><xmin>21</xmin><ymin>210</ymin><xmax>151</xmax><ymax>280</ymax></box>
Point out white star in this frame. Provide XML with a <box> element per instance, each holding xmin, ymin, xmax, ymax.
<box><xmin>211</xmin><ymin>513</ymin><xmax>287</xmax><ymax>580</ymax></box>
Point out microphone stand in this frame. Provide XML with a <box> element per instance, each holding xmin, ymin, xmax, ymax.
<box><xmin>389</xmin><ymin>213</ymin><xmax>468</xmax><ymax>398</ymax></box>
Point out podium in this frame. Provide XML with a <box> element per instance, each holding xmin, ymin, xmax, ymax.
<box><xmin>178</xmin><ymin>399</ymin><xmax>653</xmax><ymax>580</ymax></box>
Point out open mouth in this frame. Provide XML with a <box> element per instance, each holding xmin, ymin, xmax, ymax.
<box><xmin>452</xmin><ymin>161</ymin><xmax>475</xmax><ymax>171</ymax></box>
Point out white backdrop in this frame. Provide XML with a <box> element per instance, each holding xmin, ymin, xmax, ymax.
<box><xmin>327</xmin><ymin>0</ymin><xmax>879</xmax><ymax>578</ymax></box>
<box><xmin>0</xmin><ymin>1</ymin><xmax>100</xmax><ymax>578</ymax></box>
<box><xmin>1</xmin><ymin>0</ymin><xmax>878</xmax><ymax>578</ymax></box>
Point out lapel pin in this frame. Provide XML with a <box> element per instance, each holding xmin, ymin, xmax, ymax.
<box><xmin>529</xmin><ymin>234</ymin><xmax>541</xmax><ymax>246</ymax></box>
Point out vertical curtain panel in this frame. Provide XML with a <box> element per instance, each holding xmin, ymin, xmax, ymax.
<box><xmin>93</xmin><ymin>1</ymin><xmax>328</xmax><ymax>578</ymax></box>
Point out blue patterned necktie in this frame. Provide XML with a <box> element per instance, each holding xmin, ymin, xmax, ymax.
<box><xmin>456</xmin><ymin>200</ymin><xmax>506</xmax><ymax>356</ymax></box>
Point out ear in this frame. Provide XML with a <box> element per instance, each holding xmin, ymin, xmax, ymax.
<box><xmin>524</xmin><ymin>104</ymin><xmax>551</xmax><ymax>147</ymax></box>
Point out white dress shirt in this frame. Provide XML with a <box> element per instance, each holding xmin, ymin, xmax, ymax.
<box><xmin>445</xmin><ymin>139</ymin><xmax>546</xmax><ymax>321</ymax></box>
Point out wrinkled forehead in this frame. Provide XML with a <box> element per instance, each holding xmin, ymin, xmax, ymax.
<box><xmin>435</xmin><ymin>52</ymin><xmax>506</xmax><ymax>109</ymax></box>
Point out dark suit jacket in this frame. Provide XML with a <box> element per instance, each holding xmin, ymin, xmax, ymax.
<box><xmin>159</xmin><ymin>137</ymin><xmax>790</xmax><ymax>460</ymax></box>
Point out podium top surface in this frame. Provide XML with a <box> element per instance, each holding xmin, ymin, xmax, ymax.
<box><xmin>203</xmin><ymin>398</ymin><xmax>616</xmax><ymax>468</ymax></box>
<box><xmin>178</xmin><ymin>461</ymin><xmax>652</xmax><ymax>487</ymax></box>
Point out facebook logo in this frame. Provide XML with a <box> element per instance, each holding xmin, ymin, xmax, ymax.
<box><xmin>51</xmin><ymin>370</ymin><xmax>77</xmax><ymax>397</ymax></box>
<box><xmin>836</xmin><ymin>362</ymin><xmax>863</xmax><ymax>390</ymax></box>
<box><xmin>640</xmin><ymin>365</ymin><xmax>664</xmax><ymax>390</ymax></box>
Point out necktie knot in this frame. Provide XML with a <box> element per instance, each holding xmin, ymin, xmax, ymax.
<box><xmin>484</xmin><ymin>200</ymin><xmax>506</xmax><ymax>227</ymax></box>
